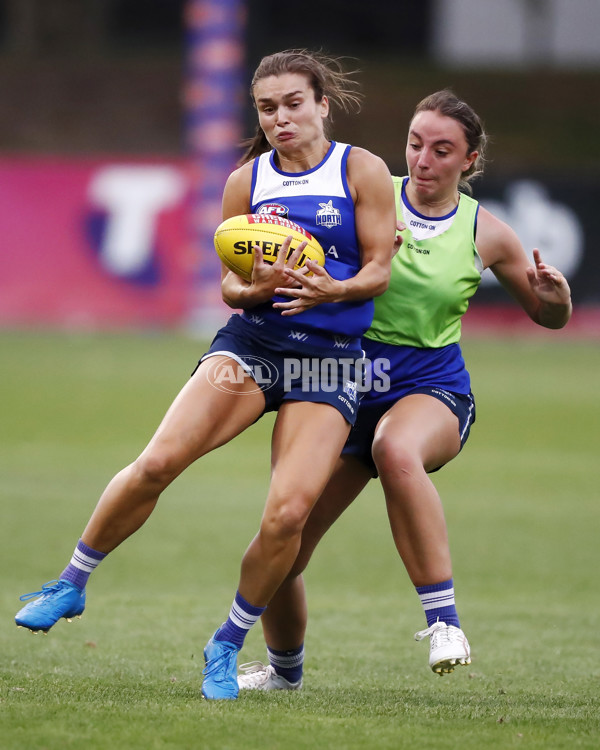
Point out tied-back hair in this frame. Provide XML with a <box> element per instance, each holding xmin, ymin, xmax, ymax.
<box><xmin>238</xmin><ymin>49</ymin><xmax>363</xmax><ymax>166</ymax></box>
<box><xmin>414</xmin><ymin>90</ymin><xmax>489</xmax><ymax>194</ymax></box>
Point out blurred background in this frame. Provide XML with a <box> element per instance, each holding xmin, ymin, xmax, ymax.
<box><xmin>0</xmin><ymin>0</ymin><xmax>598</xmax><ymax>335</ymax></box>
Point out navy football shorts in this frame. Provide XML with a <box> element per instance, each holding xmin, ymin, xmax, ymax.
<box><xmin>342</xmin><ymin>386</ymin><xmax>476</xmax><ymax>477</ymax></box>
<box><xmin>194</xmin><ymin>314</ymin><xmax>364</xmax><ymax>425</ymax></box>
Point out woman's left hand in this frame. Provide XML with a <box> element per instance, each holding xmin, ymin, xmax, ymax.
<box><xmin>526</xmin><ymin>249</ymin><xmax>571</xmax><ymax>305</ymax></box>
<box><xmin>272</xmin><ymin>261</ymin><xmax>344</xmax><ymax>315</ymax></box>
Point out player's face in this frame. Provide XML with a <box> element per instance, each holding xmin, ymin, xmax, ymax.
<box><xmin>253</xmin><ymin>72</ymin><xmax>329</xmax><ymax>154</ymax></box>
<box><xmin>406</xmin><ymin>110</ymin><xmax>477</xmax><ymax>199</ymax></box>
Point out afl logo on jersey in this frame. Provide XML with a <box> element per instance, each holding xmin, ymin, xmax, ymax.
<box><xmin>257</xmin><ymin>203</ymin><xmax>289</xmax><ymax>218</ymax></box>
<box><xmin>316</xmin><ymin>200</ymin><xmax>341</xmax><ymax>228</ymax></box>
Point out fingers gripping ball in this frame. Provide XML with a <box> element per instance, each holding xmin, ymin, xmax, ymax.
<box><xmin>214</xmin><ymin>214</ymin><xmax>325</xmax><ymax>282</ymax></box>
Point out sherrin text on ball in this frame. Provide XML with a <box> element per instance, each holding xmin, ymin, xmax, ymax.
<box><xmin>214</xmin><ymin>213</ymin><xmax>325</xmax><ymax>282</ymax></box>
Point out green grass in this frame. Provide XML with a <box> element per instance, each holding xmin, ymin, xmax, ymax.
<box><xmin>1</xmin><ymin>330</ymin><xmax>599</xmax><ymax>749</ymax></box>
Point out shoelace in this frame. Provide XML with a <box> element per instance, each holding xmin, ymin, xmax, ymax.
<box><xmin>202</xmin><ymin>644</ymin><xmax>238</xmax><ymax>679</ymax></box>
<box><xmin>19</xmin><ymin>580</ymin><xmax>61</xmax><ymax>602</ymax></box>
<box><xmin>239</xmin><ymin>661</ymin><xmax>268</xmax><ymax>675</ymax></box>
<box><xmin>414</xmin><ymin>621</ymin><xmax>452</xmax><ymax>646</ymax></box>
<box><xmin>238</xmin><ymin>662</ymin><xmax>274</xmax><ymax>687</ymax></box>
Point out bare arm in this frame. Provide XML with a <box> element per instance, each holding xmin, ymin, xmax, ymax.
<box><xmin>273</xmin><ymin>148</ymin><xmax>396</xmax><ymax>315</ymax></box>
<box><xmin>476</xmin><ymin>206</ymin><xmax>572</xmax><ymax>329</ymax></box>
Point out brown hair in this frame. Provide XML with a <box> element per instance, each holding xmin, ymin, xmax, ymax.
<box><xmin>238</xmin><ymin>49</ymin><xmax>363</xmax><ymax>165</ymax></box>
<box><xmin>413</xmin><ymin>90</ymin><xmax>489</xmax><ymax>193</ymax></box>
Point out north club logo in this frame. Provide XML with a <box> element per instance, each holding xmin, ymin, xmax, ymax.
<box><xmin>316</xmin><ymin>200</ymin><xmax>341</xmax><ymax>228</ymax></box>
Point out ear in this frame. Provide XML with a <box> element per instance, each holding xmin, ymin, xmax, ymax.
<box><xmin>462</xmin><ymin>150</ymin><xmax>478</xmax><ymax>173</ymax></box>
<box><xmin>320</xmin><ymin>95</ymin><xmax>330</xmax><ymax>119</ymax></box>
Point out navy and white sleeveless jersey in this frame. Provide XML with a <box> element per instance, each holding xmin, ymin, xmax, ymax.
<box><xmin>241</xmin><ymin>141</ymin><xmax>373</xmax><ymax>339</ymax></box>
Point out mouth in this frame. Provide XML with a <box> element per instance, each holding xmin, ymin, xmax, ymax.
<box><xmin>276</xmin><ymin>131</ymin><xmax>295</xmax><ymax>142</ymax></box>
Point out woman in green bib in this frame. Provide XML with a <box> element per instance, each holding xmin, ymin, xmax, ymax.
<box><xmin>236</xmin><ymin>90</ymin><xmax>572</xmax><ymax>690</ymax></box>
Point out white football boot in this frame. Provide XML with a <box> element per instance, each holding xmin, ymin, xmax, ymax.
<box><xmin>414</xmin><ymin>621</ymin><xmax>471</xmax><ymax>675</ymax></box>
<box><xmin>237</xmin><ymin>662</ymin><xmax>303</xmax><ymax>691</ymax></box>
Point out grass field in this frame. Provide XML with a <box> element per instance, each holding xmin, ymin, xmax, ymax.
<box><xmin>1</xmin><ymin>329</ymin><xmax>599</xmax><ymax>749</ymax></box>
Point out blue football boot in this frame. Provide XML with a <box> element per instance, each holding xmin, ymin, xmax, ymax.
<box><xmin>15</xmin><ymin>579</ymin><xmax>86</xmax><ymax>633</ymax></box>
<box><xmin>201</xmin><ymin>632</ymin><xmax>240</xmax><ymax>700</ymax></box>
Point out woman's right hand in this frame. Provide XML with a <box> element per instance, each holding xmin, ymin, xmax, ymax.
<box><xmin>243</xmin><ymin>236</ymin><xmax>306</xmax><ymax>306</ymax></box>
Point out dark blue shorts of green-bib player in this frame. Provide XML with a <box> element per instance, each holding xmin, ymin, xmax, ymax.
<box><xmin>343</xmin><ymin>386</ymin><xmax>476</xmax><ymax>476</ymax></box>
<box><xmin>194</xmin><ymin>314</ymin><xmax>363</xmax><ymax>425</ymax></box>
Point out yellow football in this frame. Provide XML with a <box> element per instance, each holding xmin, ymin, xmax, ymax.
<box><xmin>214</xmin><ymin>213</ymin><xmax>325</xmax><ymax>282</ymax></box>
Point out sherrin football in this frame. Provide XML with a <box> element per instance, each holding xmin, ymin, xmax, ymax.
<box><xmin>214</xmin><ymin>213</ymin><xmax>325</xmax><ymax>282</ymax></box>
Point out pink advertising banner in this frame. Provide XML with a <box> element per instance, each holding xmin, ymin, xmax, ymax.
<box><xmin>0</xmin><ymin>157</ymin><xmax>195</xmax><ymax>328</ymax></box>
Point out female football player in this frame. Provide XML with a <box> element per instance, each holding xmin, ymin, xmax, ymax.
<box><xmin>15</xmin><ymin>49</ymin><xmax>397</xmax><ymax>701</ymax></box>
<box><xmin>235</xmin><ymin>89</ymin><xmax>572</xmax><ymax>691</ymax></box>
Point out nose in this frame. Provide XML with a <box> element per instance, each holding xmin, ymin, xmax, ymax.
<box><xmin>275</xmin><ymin>107</ymin><xmax>289</xmax><ymax>126</ymax></box>
<box><xmin>416</xmin><ymin>148</ymin><xmax>431</xmax><ymax>169</ymax></box>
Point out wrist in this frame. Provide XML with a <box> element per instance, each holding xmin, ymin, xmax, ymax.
<box><xmin>240</xmin><ymin>283</ymin><xmax>273</xmax><ymax>308</ymax></box>
<box><xmin>328</xmin><ymin>277</ymin><xmax>348</xmax><ymax>304</ymax></box>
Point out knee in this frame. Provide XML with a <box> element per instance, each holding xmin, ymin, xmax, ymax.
<box><xmin>131</xmin><ymin>450</ymin><xmax>180</xmax><ymax>491</ymax></box>
<box><xmin>371</xmin><ymin>433</ymin><xmax>421</xmax><ymax>482</ymax></box>
<box><xmin>261</xmin><ymin>494</ymin><xmax>312</xmax><ymax>545</ymax></box>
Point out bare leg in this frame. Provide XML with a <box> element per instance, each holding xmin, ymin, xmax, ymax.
<box><xmin>260</xmin><ymin>456</ymin><xmax>372</xmax><ymax>649</ymax></box>
<box><xmin>259</xmin><ymin>575</ymin><xmax>307</xmax><ymax>651</ymax></box>
<box><xmin>237</xmin><ymin>401</ymin><xmax>354</xmax><ymax>608</ymax></box>
<box><xmin>81</xmin><ymin>357</ymin><xmax>266</xmax><ymax>553</ymax></box>
<box><xmin>371</xmin><ymin>394</ymin><xmax>461</xmax><ymax>586</ymax></box>
<box><xmin>246</xmin><ymin>395</ymin><xmax>461</xmax><ymax>650</ymax></box>
<box><xmin>239</xmin><ymin>395</ymin><xmax>466</xmax><ymax>682</ymax></box>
